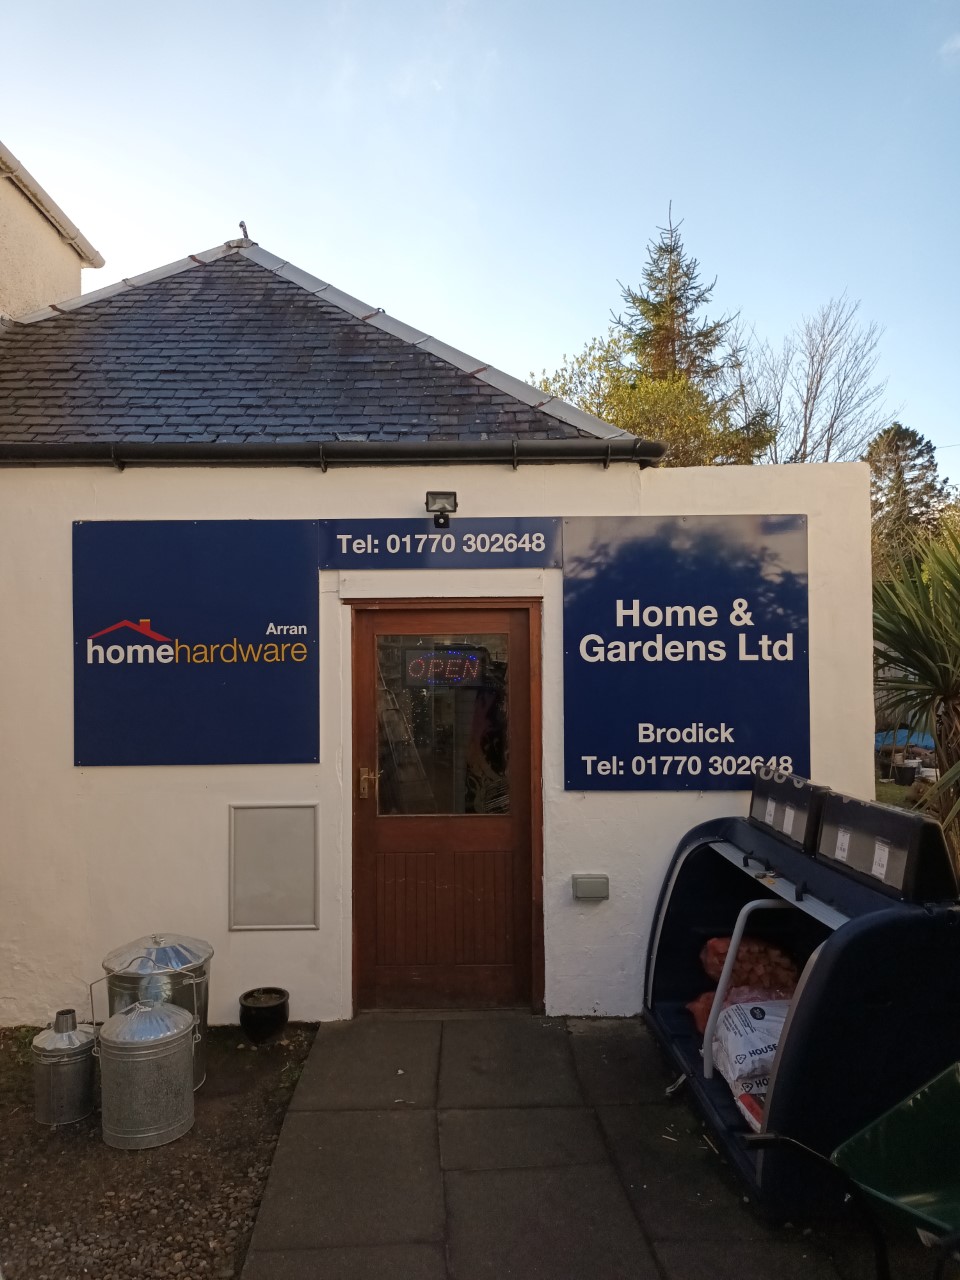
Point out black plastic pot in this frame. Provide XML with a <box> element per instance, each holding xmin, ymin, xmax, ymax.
<box><xmin>239</xmin><ymin>987</ymin><xmax>289</xmax><ymax>1044</ymax></box>
<box><xmin>893</xmin><ymin>764</ymin><xmax>917</xmax><ymax>786</ymax></box>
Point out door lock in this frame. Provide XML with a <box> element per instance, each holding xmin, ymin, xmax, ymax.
<box><xmin>358</xmin><ymin>766</ymin><xmax>381</xmax><ymax>799</ymax></box>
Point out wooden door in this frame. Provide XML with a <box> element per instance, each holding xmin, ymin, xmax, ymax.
<box><xmin>352</xmin><ymin>602</ymin><xmax>539</xmax><ymax>1009</ymax></box>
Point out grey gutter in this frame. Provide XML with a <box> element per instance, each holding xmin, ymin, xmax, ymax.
<box><xmin>0</xmin><ymin>437</ymin><xmax>666</xmax><ymax>469</ymax></box>
<box><xmin>0</xmin><ymin>141</ymin><xmax>105</xmax><ymax>269</ymax></box>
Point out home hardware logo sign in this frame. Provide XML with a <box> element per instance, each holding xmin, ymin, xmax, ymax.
<box><xmin>86</xmin><ymin>617</ymin><xmax>310</xmax><ymax>666</ymax></box>
<box><xmin>72</xmin><ymin>519</ymin><xmax>321</xmax><ymax>766</ymax></box>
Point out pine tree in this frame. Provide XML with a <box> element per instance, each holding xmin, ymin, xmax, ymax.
<box><xmin>616</xmin><ymin>210</ymin><xmax>733</xmax><ymax>387</ymax></box>
<box><xmin>536</xmin><ymin>211</ymin><xmax>774</xmax><ymax>466</ymax></box>
<box><xmin>865</xmin><ymin>423</ymin><xmax>952</xmax><ymax>575</ymax></box>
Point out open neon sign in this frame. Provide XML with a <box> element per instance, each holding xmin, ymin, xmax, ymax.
<box><xmin>404</xmin><ymin>648</ymin><xmax>486</xmax><ymax>687</ymax></box>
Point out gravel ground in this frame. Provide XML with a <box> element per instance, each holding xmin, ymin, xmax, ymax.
<box><xmin>0</xmin><ymin>1023</ymin><xmax>315</xmax><ymax>1280</ymax></box>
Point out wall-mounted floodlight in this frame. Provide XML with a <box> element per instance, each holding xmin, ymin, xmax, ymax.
<box><xmin>425</xmin><ymin>491</ymin><xmax>458</xmax><ymax>529</ymax></box>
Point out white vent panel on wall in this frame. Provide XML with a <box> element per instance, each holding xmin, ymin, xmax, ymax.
<box><xmin>229</xmin><ymin>805</ymin><xmax>318</xmax><ymax>930</ymax></box>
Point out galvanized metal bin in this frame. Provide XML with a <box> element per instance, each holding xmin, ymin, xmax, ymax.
<box><xmin>99</xmin><ymin>1000</ymin><xmax>195</xmax><ymax>1149</ymax></box>
<box><xmin>32</xmin><ymin>1008</ymin><xmax>96</xmax><ymax>1126</ymax></box>
<box><xmin>101</xmin><ymin>932</ymin><xmax>213</xmax><ymax>1089</ymax></box>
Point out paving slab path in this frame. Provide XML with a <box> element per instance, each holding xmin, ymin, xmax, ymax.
<box><xmin>241</xmin><ymin>1014</ymin><xmax>928</xmax><ymax>1280</ymax></box>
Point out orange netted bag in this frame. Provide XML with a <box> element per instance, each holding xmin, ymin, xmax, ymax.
<box><xmin>724</xmin><ymin>983</ymin><xmax>796</xmax><ymax>1006</ymax></box>
<box><xmin>686</xmin><ymin>991</ymin><xmax>715</xmax><ymax>1035</ymax></box>
<box><xmin>699</xmin><ymin>936</ymin><xmax>799</xmax><ymax>987</ymax></box>
<box><xmin>686</xmin><ymin>983</ymin><xmax>796</xmax><ymax>1037</ymax></box>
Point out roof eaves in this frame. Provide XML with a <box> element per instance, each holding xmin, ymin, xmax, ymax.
<box><xmin>0</xmin><ymin>140</ymin><xmax>104</xmax><ymax>268</ymax></box>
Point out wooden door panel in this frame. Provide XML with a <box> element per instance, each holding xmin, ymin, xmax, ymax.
<box><xmin>376</xmin><ymin>850</ymin><xmax>438</xmax><ymax>967</ymax></box>
<box><xmin>368</xmin><ymin>816</ymin><xmax>513</xmax><ymax>854</ymax></box>
<box><xmin>353</xmin><ymin>603</ymin><xmax>536</xmax><ymax>1010</ymax></box>
<box><xmin>453</xmin><ymin>849</ymin><xmax>514</xmax><ymax>965</ymax></box>
<box><xmin>374</xmin><ymin>848</ymin><xmax>515</xmax><ymax>968</ymax></box>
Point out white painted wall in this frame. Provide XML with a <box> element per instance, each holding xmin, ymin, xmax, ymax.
<box><xmin>0</xmin><ymin>180</ymin><xmax>82</xmax><ymax>317</ymax></box>
<box><xmin>0</xmin><ymin>461</ymin><xmax>873</xmax><ymax>1025</ymax></box>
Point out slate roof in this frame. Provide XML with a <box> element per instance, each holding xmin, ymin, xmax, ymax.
<box><xmin>0</xmin><ymin>241</ymin><xmax>637</xmax><ymax>448</ymax></box>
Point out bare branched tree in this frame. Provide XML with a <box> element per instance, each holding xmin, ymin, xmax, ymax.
<box><xmin>756</xmin><ymin>295</ymin><xmax>887</xmax><ymax>463</ymax></box>
<box><xmin>717</xmin><ymin>318</ymin><xmax>768</xmax><ymax>439</ymax></box>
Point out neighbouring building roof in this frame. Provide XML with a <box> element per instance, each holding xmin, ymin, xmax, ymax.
<box><xmin>0</xmin><ymin>141</ymin><xmax>104</xmax><ymax>269</ymax></box>
<box><xmin>0</xmin><ymin>239</ymin><xmax>664</xmax><ymax>465</ymax></box>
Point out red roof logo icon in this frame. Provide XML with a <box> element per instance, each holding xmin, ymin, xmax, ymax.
<box><xmin>89</xmin><ymin>617</ymin><xmax>171</xmax><ymax>642</ymax></box>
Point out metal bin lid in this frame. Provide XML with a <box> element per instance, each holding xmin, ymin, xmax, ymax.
<box><xmin>102</xmin><ymin>932</ymin><xmax>214</xmax><ymax>975</ymax></box>
<box><xmin>100</xmin><ymin>999</ymin><xmax>195</xmax><ymax>1046</ymax></box>
<box><xmin>32</xmin><ymin>1009</ymin><xmax>95</xmax><ymax>1058</ymax></box>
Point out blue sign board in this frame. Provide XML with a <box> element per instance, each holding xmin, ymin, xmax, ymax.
<box><xmin>318</xmin><ymin>518</ymin><xmax>561</xmax><ymax>570</ymax></box>
<box><xmin>563</xmin><ymin>516</ymin><xmax>809</xmax><ymax>790</ymax></box>
<box><xmin>73</xmin><ymin>521</ymin><xmax>320</xmax><ymax>765</ymax></box>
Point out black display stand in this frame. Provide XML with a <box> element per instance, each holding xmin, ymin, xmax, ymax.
<box><xmin>643</xmin><ymin>775</ymin><xmax>960</xmax><ymax>1218</ymax></box>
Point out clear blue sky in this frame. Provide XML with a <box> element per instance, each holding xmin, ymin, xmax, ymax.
<box><xmin>3</xmin><ymin>1</ymin><xmax>958</xmax><ymax>472</ymax></box>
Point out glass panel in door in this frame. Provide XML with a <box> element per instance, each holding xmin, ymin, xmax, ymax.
<box><xmin>376</xmin><ymin>633</ymin><xmax>509</xmax><ymax>816</ymax></box>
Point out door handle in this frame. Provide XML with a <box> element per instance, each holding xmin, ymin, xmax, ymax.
<box><xmin>358</xmin><ymin>767</ymin><xmax>381</xmax><ymax>799</ymax></box>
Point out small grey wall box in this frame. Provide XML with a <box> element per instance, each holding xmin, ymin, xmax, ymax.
<box><xmin>572</xmin><ymin>874</ymin><xmax>609</xmax><ymax>900</ymax></box>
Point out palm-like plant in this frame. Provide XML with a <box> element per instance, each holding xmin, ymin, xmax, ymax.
<box><xmin>874</xmin><ymin>526</ymin><xmax>960</xmax><ymax>872</ymax></box>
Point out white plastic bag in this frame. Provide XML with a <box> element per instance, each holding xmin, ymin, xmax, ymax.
<box><xmin>712</xmin><ymin>999</ymin><xmax>789</xmax><ymax>1091</ymax></box>
<box><xmin>713</xmin><ymin>999</ymin><xmax>790</xmax><ymax>1133</ymax></box>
